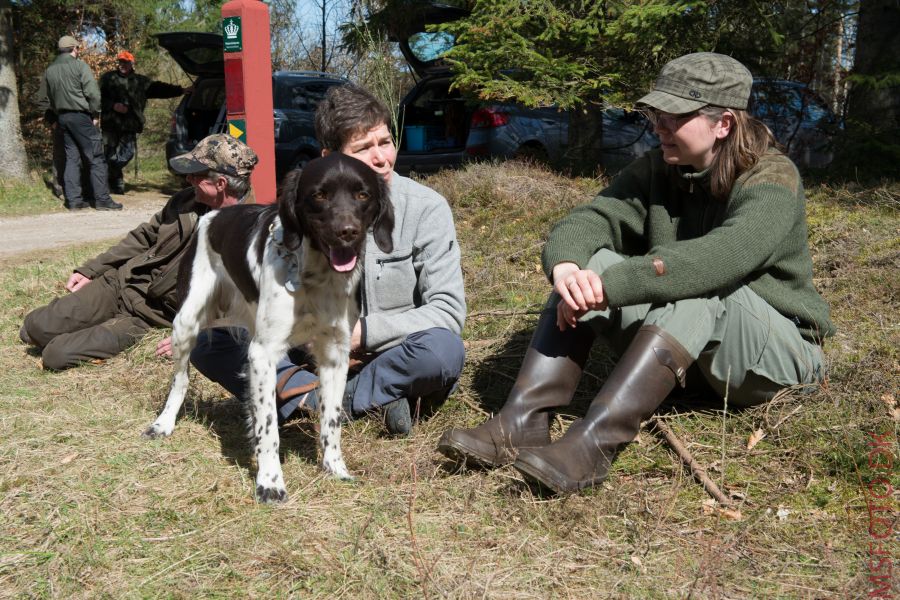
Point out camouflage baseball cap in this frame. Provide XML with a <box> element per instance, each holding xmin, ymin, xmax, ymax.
<box><xmin>637</xmin><ymin>52</ymin><xmax>753</xmax><ymax>114</ymax></box>
<box><xmin>169</xmin><ymin>134</ymin><xmax>259</xmax><ymax>178</ymax></box>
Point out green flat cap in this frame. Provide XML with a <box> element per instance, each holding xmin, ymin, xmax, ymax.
<box><xmin>57</xmin><ymin>35</ymin><xmax>78</xmax><ymax>50</ymax></box>
<box><xmin>637</xmin><ymin>52</ymin><xmax>753</xmax><ymax>114</ymax></box>
<box><xmin>169</xmin><ymin>133</ymin><xmax>259</xmax><ymax>179</ymax></box>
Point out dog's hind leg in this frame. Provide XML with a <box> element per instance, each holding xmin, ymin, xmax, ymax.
<box><xmin>246</xmin><ymin>335</ymin><xmax>290</xmax><ymax>503</ymax></box>
<box><xmin>143</xmin><ymin>236</ymin><xmax>216</xmax><ymax>439</ymax></box>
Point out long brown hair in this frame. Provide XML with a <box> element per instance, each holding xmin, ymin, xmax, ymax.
<box><xmin>700</xmin><ymin>107</ymin><xmax>779</xmax><ymax>200</ymax></box>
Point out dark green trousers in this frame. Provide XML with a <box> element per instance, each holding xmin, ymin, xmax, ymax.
<box><xmin>21</xmin><ymin>271</ymin><xmax>152</xmax><ymax>370</ymax></box>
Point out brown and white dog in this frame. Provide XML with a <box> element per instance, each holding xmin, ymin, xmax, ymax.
<box><xmin>143</xmin><ymin>153</ymin><xmax>394</xmax><ymax>503</ymax></box>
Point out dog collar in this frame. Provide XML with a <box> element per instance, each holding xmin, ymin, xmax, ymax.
<box><xmin>269</xmin><ymin>220</ymin><xmax>302</xmax><ymax>293</ymax></box>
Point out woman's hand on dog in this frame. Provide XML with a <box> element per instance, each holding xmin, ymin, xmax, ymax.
<box><xmin>552</xmin><ymin>262</ymin><xmax>606</xmax><ymax>330</ymax></box>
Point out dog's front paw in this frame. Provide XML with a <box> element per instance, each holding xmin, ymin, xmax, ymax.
<box><xmin>323</xmin><ymin>458</ymin><xmax>354</xmax><ymax>481</ymax></box>
<box><xmin>256</xmin><ymin>484</ymin><xmax>288</xmax><ymax>504</ymax></box>
<box><xmin>141</xmin><ymin>423</ymin><xmax>171</xmax><ymax>439</ymax></box>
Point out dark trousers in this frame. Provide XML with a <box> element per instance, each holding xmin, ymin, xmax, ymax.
<box><xmin>21</xmin><ymin>271</ymin><xmax>152</xmax><ymax>370</ymax></box>
<box><xmin>103</xmin><ymin>129</ymin><xmax>136</xmax><ymax>193</ymax></box>
<box><xmin>57</xmin><ymin>111</ymin><xmax>112</xmax><ymax>207</ymax></box>
<box><xmin>190</xmin><ymin>327</ymin><xmax>466</xmax><ymax>418</ymax></box>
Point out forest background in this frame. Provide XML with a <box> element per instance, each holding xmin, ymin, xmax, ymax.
<box><xmin>0</xmin><ymin>0</ymin><xmax>898</xmax><ymax>181</ymax></box>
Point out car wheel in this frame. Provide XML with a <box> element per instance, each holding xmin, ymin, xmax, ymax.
<box><xmin>513</xmin><ymin>143</ymin><xmax>549</xmax><ymax>166</ymax></box>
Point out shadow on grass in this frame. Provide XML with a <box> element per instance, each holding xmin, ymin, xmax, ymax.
<box><xmin>179</xmin><ymin>394</ymin><xmax>319</xmax><ymax>472</ymax></box>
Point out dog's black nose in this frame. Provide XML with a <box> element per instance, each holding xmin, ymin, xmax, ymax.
<box><xmin>338</xmin><ymin>223</ymin><xmax>360</xmax><ymax>243</ymax></box>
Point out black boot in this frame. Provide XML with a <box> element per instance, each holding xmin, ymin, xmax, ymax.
<box><xmin>513</xmin><ymin>325</ymin><xmax>694</xmax><ymax>494</ymax></box>
<box><xmin>438</xmin><ymin>305</ymin><xmax>595</xmax><ymax>467</ymax></box>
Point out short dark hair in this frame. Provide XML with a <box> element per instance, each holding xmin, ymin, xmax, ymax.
<box><xmin>315</xmin><ymin>84</ymin><xmax>391</xmax><ymax>152</ymax></box>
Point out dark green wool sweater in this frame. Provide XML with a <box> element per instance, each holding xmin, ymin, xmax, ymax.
<box><xmin>542</xmin><ymin>148</ymin><xmax>835</xmax><ymax>342</ymax></box>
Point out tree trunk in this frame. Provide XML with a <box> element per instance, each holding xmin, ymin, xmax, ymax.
<box><xmin>0</xmin><ymin>0</ymin><xmax>29</xmax><ymax>181</ymax></box>
<box><xmin>566</xmin><ymin>105</ymin><xmax>605</xmax><ymax>176</ymax></box>
<box><xmin>843</xmin><ymin>0</ymin><xmax>900</xmax><ymax>176</ymax></box>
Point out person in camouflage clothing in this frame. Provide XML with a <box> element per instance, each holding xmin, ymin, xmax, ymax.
<box><xmin>100</xmin><ymin>51</ymin><xmax>189</xmax><ymax>194</ymax></box>
<box><xmin>19</xmin><ymin>134</ymin><xmax>257</xmax><ymax>371</ymax></box>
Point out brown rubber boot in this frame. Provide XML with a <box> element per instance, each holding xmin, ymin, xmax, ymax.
<box><xmin>513</xmin><ymin>325</ymin><xmax>694</xmax><ymax>494</ymax></box>
<box><xmin>438</xmin><ymin>306</ymin><xmax>595</xmax><ymax>467</ymax></box>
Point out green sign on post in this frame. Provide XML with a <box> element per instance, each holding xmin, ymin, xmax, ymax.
<box><xmin>223</xmin><ymin>16</ymin><xmax>242</xmax><ymax>52</ymax></box>
<box><xmin>228</xmin><ymin>119</ymin><xmax>247</xmax><ymax>143</ymax></box>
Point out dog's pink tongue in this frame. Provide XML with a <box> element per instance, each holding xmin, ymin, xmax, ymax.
<box><xmin>330</xmin><ymin>247</ymin><xmax>358</xmax><ymax>272</ymax></box>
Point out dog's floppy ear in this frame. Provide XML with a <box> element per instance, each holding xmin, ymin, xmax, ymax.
<box><xmin>373</xmin><ymin>176</ymin><xmax>394</xmax><ymax>253</ymax></box>
<box><xmin>277</xmin><ymin>168</ymin><xmax>304</xmax><ymax>251</ymax></box>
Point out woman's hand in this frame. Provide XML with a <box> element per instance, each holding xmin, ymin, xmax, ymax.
<box><xmin>552</xmin><ymin>262</ymin><xmax>606</xmax><ymax>330</ymax></box>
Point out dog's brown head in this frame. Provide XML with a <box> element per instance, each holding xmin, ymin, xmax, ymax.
<box><xmin>278</xmin><ymin>153</ymin><xmax>394</xmax><ymax>272</ymax></box>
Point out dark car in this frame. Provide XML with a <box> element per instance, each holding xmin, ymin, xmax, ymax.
<box><xmin>749</xmin><ymin>78</ymin><xmax>841</xmax><ymax>169</ymax></box>
<box><xmin>390</xmin><ymin>4</ymin><xmax>657</xmax><ymax>175</ymax></box>
<box><xmin>155</xmin><ymin>32</ymin><xmax>347</xmax><ymax>179</ymax></box>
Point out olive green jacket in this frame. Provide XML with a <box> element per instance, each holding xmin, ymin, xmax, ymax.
<box><xmin>37</xmin><ymin>53</ymin><xmax>101</xmax><ymax>116</ymax></box>
<box><xmin>75</xmin><ymin>189</ymin><xmax>208</xmax><ymax>327</ymax></box>
<box><xmin>542</xmin><ymin>149</ymin><xmax>835</xmax><ymax>342</ymax></box>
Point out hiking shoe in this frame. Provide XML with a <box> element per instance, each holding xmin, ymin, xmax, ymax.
<box><xmin>95</xmin><ymin>199</ymin><xmax>123</xmax><ymax>211</ymax></box>
<box><xmin>382</xmin><ymin>399</ymin><xmax>412</xmax><ymax>437</ymax></box>
<box><xmin>65</xmin><ymin>201</ymin><xmax>90</xmax><ymax>210</ymax></box>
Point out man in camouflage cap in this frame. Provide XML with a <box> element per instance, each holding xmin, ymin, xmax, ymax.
<box><xmin>20</xmin><ymin>134</ymin><xmax>258</xmax><ymax>371</ymax></box>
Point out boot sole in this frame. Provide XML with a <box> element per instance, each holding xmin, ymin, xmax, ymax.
<box><xmin>437</xmin><ymin>432</ymin><xmax>512</xmax><ymax>469</ymax></box>
<box><xmin>513</xmin><ymin>450</ymin><xmax>603</xmax><ymax>495</ymax></box>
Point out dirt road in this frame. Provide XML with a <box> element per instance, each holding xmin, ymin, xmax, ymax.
<box><xmin>0</xmin><ymin>191</ymin><xmax>167</xmax><ymax>260</ymax></box>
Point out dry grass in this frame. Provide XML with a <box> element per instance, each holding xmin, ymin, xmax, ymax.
<box><xmin>1</xmin><ymin>162</ymin><xmax>897</xmax><ymax>598</ymax></box>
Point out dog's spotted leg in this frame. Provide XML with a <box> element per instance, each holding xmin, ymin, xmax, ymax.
<box><xmin>143</xmin><ymin>237</ymin><xmax>215</xmax><ymax>439</ymax></box>
<box><xmin>316</xmin><ymin>352</ymin><xmax>353</xmax><ymax>480</ymax></box>
<box><xmin>246</xmin><ymin>338</ymin><xmax>289</xmax><ymax>503</ymax></box>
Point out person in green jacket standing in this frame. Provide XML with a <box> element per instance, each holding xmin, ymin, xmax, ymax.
<box><xmin>37</xmin><ymin>35</ymin><xmax>121</xmax><ymax>211</ymax></box>
<box><xmin>439</xmin><ymin>53</ymin><xmax>835</xmax><ymax>494</ymax></box>
<box><xmin>100</xmin><ymin>51</ymin><xmax>189</xmax><ymax>194</ymax></box>
<box><xmin>19</xmin><ymin>134</ymin><xmax>257</xmax><ymax>371</ymax></box>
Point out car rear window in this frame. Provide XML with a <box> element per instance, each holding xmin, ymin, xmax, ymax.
<box><xmin>408</xmin><ymin>31</ymin><xmax>455</xmax><ymax>63</ymax></box>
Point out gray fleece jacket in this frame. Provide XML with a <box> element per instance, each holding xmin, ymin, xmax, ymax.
<box><xmin>359</xmin><ymin>173</ymin><xmax>466</xmax><ymax>353</ymax></box>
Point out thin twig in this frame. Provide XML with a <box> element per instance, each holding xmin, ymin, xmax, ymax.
<box><xmin>721</xmin><ymin>366</ymin><xmax>730</xmax><ymax>490</ymax></box>
<box><xmin>650</xmin><ymin>417</ymin><xmax>734</xmax><ymax>507</ymax></box>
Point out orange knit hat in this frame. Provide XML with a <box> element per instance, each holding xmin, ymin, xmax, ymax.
<box><xmin>116</xmin><ymin>51</ymin><xmax>135</xmax><ymax>62</ymax></box>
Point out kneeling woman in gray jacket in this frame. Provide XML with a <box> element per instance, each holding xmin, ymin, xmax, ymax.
<box><xmin>187</xmin><ymin>84</ymin><xmax>466</xmax><ymax>436</ymax></box>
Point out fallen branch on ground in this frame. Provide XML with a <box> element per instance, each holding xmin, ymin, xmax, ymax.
<box><xmin>649</xmin><ymin>417</ymin><xmax>735</xmax><ymax>508</ymax></box>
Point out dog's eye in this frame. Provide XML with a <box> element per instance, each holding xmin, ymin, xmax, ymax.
<box><xmin>312</xmin><ymin>191</ymin><xmax>327</xmax><ymax>202</ymax></box>
<box><xmin>355</xmin><ymin>191</ymin><xmax>370</xmax><ymax>201</ymax></box>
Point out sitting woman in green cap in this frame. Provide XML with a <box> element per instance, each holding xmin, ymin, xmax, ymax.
<box><xmin>438</xmin><ymin>52</ymin><xmax>834</xmax><ymax>494</ymax></box>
